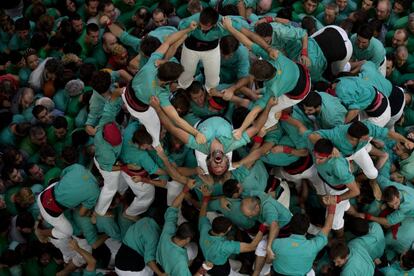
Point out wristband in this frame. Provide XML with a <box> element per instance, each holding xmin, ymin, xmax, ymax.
<box><xmin>259</xmin><ymin>223</ymin><xmax>268</xmax><ymax>234</ymax></box>
<box><xmin>336</xmin><ymin>195</ymin><xmax>342</xmax><ymax>203</ymax></box>
<box><xmin>183</xmin><ymin>185</ymin><xmax>190</xmax><ymax>193</ymax></box>
<box><xmin>265</xmin><ymin>16</ymin><xmax>274</xmax><ymax>23</ymax></box>
<box><xmin>365</xmin><ymin>213</ymin><xmax>373</xmax><ymax>221</ymax></box>
<box><xmin>253</xmin><ymin>136</ymin><xmax>264</xmax><ymax>144</ymax></box>
<box><xmin>327</xmin><ymin>204</ymin><xmax>336</xmax><ymax>215</ymax></box>
<box><xmin>106</xmin><ymin>19</ymin><xmax>112</xmax><ymax>27</ymax></box>
<box><xmin>282</xmin><ymin>146</ymin><xmax>293</xmax><ymax>154</ymax></box>
<box><xmin>202</xmin><ymin>196</ymin><xmax>211</xmax><ymax>204</ymax></box>
<box><xmin>301</xmin><ymin>48</ymin><xmax>308</xmax><ymax>57</ymax></box>
<box><xmin>280</xmin><ymin>112</ymin><xmax>290</xmax><ymax>121</ymax></box>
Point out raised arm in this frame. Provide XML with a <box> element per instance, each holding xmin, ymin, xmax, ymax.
<box><xmin>240</xmin><ymin>28</ymin><xmax>277</xmax><ymax>58</ymax></box>
<box><xmin>222</xmin><ymin>17</ymin><xmax>254</xmax><ymax>50</ymax></box>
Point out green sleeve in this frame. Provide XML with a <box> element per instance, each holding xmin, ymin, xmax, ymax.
<box><xmin>138</xmin><ymin>151</ymin><xmax>160</xmax><ymax>175</ymax></box>
<box><xmin>387</xmin><ymin>209</ymin><xmax>406</xmax><ymax>225</ymax></box>
<box><xmin>119</xmin><ymin>31</ymin><xmax>142</xmax><ymax>53</ymax></box>
<box><xmin>251</xmin><ymin>43</ymin><xmax>270</xmax><ymax>60</ymax></box>
<box><xmin>143</xmin><ymin>233</ymin><xmax>159</xmax><ymax>264</ymax></box>
<box><xmin>162</xmin><ymin>207</ymin><xmax>179</xmax><ymax>236</ymax></box>
<box><xmin>98</xmin><ymin>97</ymin><xmax>123</xmax><ymax>127</ymax></box>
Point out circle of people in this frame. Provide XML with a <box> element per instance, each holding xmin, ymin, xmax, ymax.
<box><xmin>2</xmin><ymin>0</ymin><xmax>414</xmax><ymax>275</ymax></box>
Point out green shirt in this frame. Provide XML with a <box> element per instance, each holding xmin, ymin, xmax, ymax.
<box><xmin>348</xmin><ymin>222</ymin><xmax>385</xmax><ymax>260</ymax></box>
<box><xmin>198</xmin><ymin>216</ymin><xmax>240</xmax><ymax>265</ymax></box>
<box><xmin>54</xmin><ymin>164</ymin><xmax>100</xmax><ymax>209</ymax></box>
<box><xmin>231</xmin><ymin>161</ymin><xmax>268</xmax><ymax>195</ymax></box>
<box><xmin>251</xmin><ymin>44</ymin><xmax>300</xmax><ymax>98</ymax></box>
<box><xmin>359</xmin><ymin>61</ymin><xmax>392</xmax><ymax>97</ymax></box>
<box><xmin>381</xmin><ymin>261</ymin><xmax>414</xmax><ymax>276</ymax></box>
<box><xmin>315</xmin><ymin>155</ymin><xmax>355</xmax><ymax>187</ymax></box>
<box><xmin>86</xmin><ymin>90</ymin><xmax>107</xmax><ymax>127</ymax></box>
<box><xmin>220</xmin><ymin>44</ymin><xmax>250</xmax><ymax>84</ymax></box>
<box><xmin>317</xmin><ymin>121</ymin><xmax>389</xmax><ymax>156</ymax></box>
<box><xmin>341</xmin><ymin>242</ymin><xmax>375</xmax><ymax>276</ymax></box>
<box><xmin>123</xmin><ymin>217</ymin><xmax>161</xmax><ymax>264</ymax></box>
<box><xmin>335</xmin><ymin>77</ymin><xmax>376</xmax><ymax>111</ymax></box>
<box><xmin>351</xmin><ymin>34</ymin><xmax>386</xmax><ymax>67</ymax></box>
<box><xmin>261</xmin><ymin>127</ymin><xmax>300</xmax><ymax>166</ymax></box>
<box><xmin>399</xmin><ymin>152</ymin><xmax>414</xmax><ymax>181</ymax></box>
<box><xmin>72</xmin><ymin>208</ymin><xmax>98</xmax><ymax>245</ymax></box>
<box><xmin>208</xmin><ymin>198</ymin><xmax>256</xmax><ymax>229</ymax></box>
<box><xmin>272</xmin><ymin>233</ymin><xmax>327</xmax><ymax>275</ymax></box>
<box><xmin>157</xmin><ymin>207</ymin><xmax>192</xmax><ymax>276</ymax></box>
<box><xmin>187</xmin><ymin>116</ymin><xmax>250</xmax><ymax>154</ymax></box>
<box><xmin>250</xmin><ymin>191</ymin><xmax>292</xmax><ymax>227</ymax></box>
<box><xmin>96</xmin><ymin>215</ymin><xmax>122</xmax><ymax>241</ymax></box>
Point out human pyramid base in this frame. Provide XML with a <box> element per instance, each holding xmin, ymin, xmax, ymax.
<box><xmin>1</xmin><ymin>0</ymin><xmax>414</xmax><ymax>275</ymax></box>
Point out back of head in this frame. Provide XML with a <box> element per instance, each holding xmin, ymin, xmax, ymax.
<box><xmin>402</xmin><ymin>250</ymin><xmax>414</xmax><ymax>270</ymax></box>
<box><xmin>302</xmin><ymin>16</ymin><xmax>317</xmax><ymax>35</ymax></box>
<box><xmin>223</xmin><ymin>179</ymin><xmax>239</xmax><ymax>198</ymax></box>
<box><xmin>290</xmin><ymin>213</ymin><xmax>310</xmax><ymax>235</ymax></box>
<box><xmin>219</xmin><ymin>4</ymin><xmax>239</xmax><ymax>16</ymax></box>
<box><xmin>132</xmin><ymin>125</ymin><xmax>153</xmax><ymax>146</ymax></box>
<box><xmin>255</xmin><ymin>22</ymin><xmax>273</xmax><ymax>38</ymax></box>
<box><xmin>186</xmin><ymin>81</ymin><xmax>204</xmax><ymax>95</ymax></box>
<box><xmin>329</xmin><ymin>241</ymin><xmax>350</xmax><ymax>260</ymax></box>
<box><xmin>344</xmin><ymin>216</ymin><xmax>369</xmax><ymax>236</ymax></box>
<box><xmin>171</xmin><ymin>91</ymin><xmax>190</xmax><ymax>116</ymax></box>
<box><xmin>15</xmin><ymin>17</ymin><xmax>30</xmax><ymax>31</ymax></box>
<box><xmin>16</xmin><ymin>211</ymin><xmax>35</xmax><ymax>229</ymax></box>
<box><xmin>301</xmin><ymin>91</ymin><xmax>322</xmax><ymax>108</ymax></box>
<box><xmin>212</xmin><ymin>216</ymin><xmax>232</xmax><ymax>234</ymax></box>
<box><xmin>220</xmin><ymin>35</ymin><xmax>240</xmax><ymax>56</ymax></box>
<box><xmin>140</xmin><ymin>36</ymin><xmax>161</xmax><ymax>57</ymax></box>
<box><xmin>158</xmin><ymin>62</ymin><xmax>184</xmax><ymax>82</ymax></box>
<box><xmin>314</xmin><ymin>138</ymin><xmax>334</xmax><ymax>155</ymax></box>
<box><xmin>357</xmin><ymin>23</ymin><xmax>374</xmax><ymax>40</ymax></box>
<box><xmin>175</xmin><ymin>222</ymin><xmax>196</xmax><ymax>241</ymax></box>
<box><xmin>61</xmin><ymin>146</ymin><xmax>79</xmax><ymax>165</ymax></box>
<box><xmin>90</xmin><ymin>71</ymin><xmax>111</xmax><ymax>94</ymax></box>
<box><xmin>383</xmin><ymin>185</ymin><xmax>399</xmax><ymax>202</ymax></box>
<box><xmin>347</xmin><ymin>121</ymin><xmax>369</xmax><ymax>139</ymax></box>
<box><xmin>250</xmin><ymin>60</ymin><xmax>276</xmax><ymax>81</ymax></box>
<box><xmin>200</xmin><ymin>7</ymin><xmax>219</xmax><ymax>26</ymax></box>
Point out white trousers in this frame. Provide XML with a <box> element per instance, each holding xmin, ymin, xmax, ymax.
<box><xmin>166</xmin><ymin>180</ymin><xmax>183</xmax><ymax>206</ymax></box>
<box><xmin>385</xmin><ymin>86</ymin><xmax>405</xmax><ymax>130</ymax></box>
<box><xmin>122</xmin><ymin>93</ymin><xmax>160</xmax><ymax>147</ymax></box>
<box><xmin>362</xmin><ymin>97</ymin><xmax>391</xmax><ymax>128</ymax></box>
<box><xmin>178</xmin><ymin>45</ymin><xmax>220</xmax><ymax>91</ymax></box>
<box><xmin>347</xmin><ymin>143</ymin><xmax>378</xmax><ymax>180</ymax></box>
<box><xmin>278</xmin><ymin>165</ymin><xmax>325</xmax><ymax>195</ymax></box>
<box><xmin>115</xmin><ymin>265</ymin><xmax>153</xmax><ymax>276</ymax></box>
<box><xmin>94</xmin><ymin>158</ymin><xmax>124</xmax><ymax>216</ymax></box>
<box><xmin>37</xmin><ymin>182</ymin><xmax>73</xmax><ymax>239</ymax></box>
<box><xmin>264</xmin><ymin>94</ymin><xmax>307</xmax><ymax>129</ymax></box>
<box><xmin>312</xmin><ymin>25</ymin><xmax>353</xmax><ymax>75</ymax></box>
<box><xmin>50</xmin><ymin>236</ymin><xmax>92</xmax><ymax>267</ymax></box>
<box><xmin>121</xmin><ymin>172</ymin><xmax>155</xmax><ymax>216</ymax></box>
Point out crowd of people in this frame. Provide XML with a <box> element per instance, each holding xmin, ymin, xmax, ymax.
<box><xmin>1</xmin><ymin>0</ymin><xmax>414</xmax><ymax>275</ymax></box>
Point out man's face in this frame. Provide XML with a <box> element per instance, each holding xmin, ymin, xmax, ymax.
<box><xmin>43</xmin><ymin>156</ymin><xmax>56</xmax><ymax>166</ymax></box>
<box><xmin>356</xmin><ymin>35</ymin><xmax>370</xmax><ymax>49</ymax></box>
<box><xmin>71</xmin><ymin>19</ymin><xmax>83</xmax><ymax>34</ymax></box>
<box><xmin>303</xmin><ymin>105</ymin><xmax>319</xmax><ymax>115</ymax></box>
<box><xmin>304</xmin><ymin>0</ymin><xmax>317</xmax><ymax>14</ymax></box>
<box><xmin>54</xmin><ymin>127</ymin><xmax>67</xmax><ymax>139</ymax></box>
<box><xmin>21</xmin><ymin>90</ymin><xmax>34</xmax><ymax>108</ymax></box>
<box><xmin>314</xmin><ymin>152</ymin><xmax>329</xmax><ymax>165</ymax></box>
<box><xmin>103</xmin><ymin>34</ymin><xmax>117</xmax><ymax>52</ymax></box>
<box><xmin>37</xmin><ymin>109</ymin><xmax>52</xmax><ymax>124</ymax></box>
<box><xmin>104</xmin><ymin>4</ymin><xmax>116</xmax><ymax>21</ymax></box>
<box><xmin>123</xmin><ymin>0</ymin><xmax>135</xmax><ymax>5</ymax></box>
<box><xmin>324</xmin><ymin>8</ymin><xmax>336</xmax><ymax>24</ymax></box>
<box><xmin>32</xmin><ymin>132</ymin><xmax>47</xmax><ymax>145</ymax></box>
<box><xmin>395</xmin><ymin>51</ymin><xmax>408</xmax><ymax>67</ymax></box>
<box><xmin>10</xmin><ymin>169</ymin><xmax>23</xmax><ymax>183</ymax></box>
<box><xmin>257</xmin><ymin>0</ymin><xmax>272</xmax><ymax>14</ymax></box>
<box><xmin>333</xmin><ymin>257</ymin><xmax>347</xmax><ymax>267</ymax></box>
<box><xmin>336</xmin><ymin>0</ymin><xmax>347</xmax><ymax>11</ymax></box>
<box><xmin>153</xmin><ymin>12</ymin><xmax>167</xmax><ymax>27</ymax></box>
<box><xmin>392</xmin><ymin>32</ymin><xmax>406</xmax><ymax>48</ymax></box>
<box><xmin>361</xmin><ymin>0</ymin><xmax>374</xmax><ymax>11</ymax></box>
<box><xmin>26</xmin><ymin>55</ymin><xmax>39</xmax><ymax>71</ymax></box>
<box><xmin>241</xmin><ymin>199</ymin><xmax>260</xmax><ymax>217</ymax></box>
<box><xmin>190</xmin><ymin>90</ymin><xmax>205</xmax><ymax>107</ymax></box>
<box><xmin>87</xmin><ymin>31</ymin><xmax>99</xmax><ymax>45</ymax></box>
<box><xmin>393</xmin><ymin>2</ymin><xmax>404</xmax><ymax>14</ymax></box>
<box><xmin>200</xmin><ymin>22</ymin><xmax>214</xmax><ymax>32</ymax></box>
<box><xmin>86</xmin><ymin>0</ymin><xmax>99</xmax><ymax>16</ymax></box>
<box><xmin>386</xmin><ymin>60</ymin><xmax>394</xmax><ymax>77</ymax></box>
<box><xmin>17</xmin><ymin>30</ymin><xmax>29</xmax><ymax>40</ymax></box>
<box><xmin>408</xmin><ymin>21</ymin><xmax>414</xmax><ymax>34</ymax></box>
<box><xmin>29</xmin><ymin>165</ymin><xmax>44</xmax><ymax>181</ymax></box>
<box><xmin>376</xmin><ymin>2</ymin><xmax>390</xmax><ymax>21</ymax></box>
<box><xmin>209</xmin><ymin>159</ymin><xmax>228</xmax><ymax>176</ymax></box>
<box><xmin>387</xmin><ymin>196</ymin><xmax>401</xmax><ymax>210</ymax></box>
<box><xmin>66</xmin><ymin>0</ymin><xmax>77</xmax><ymax>12</ymax></box>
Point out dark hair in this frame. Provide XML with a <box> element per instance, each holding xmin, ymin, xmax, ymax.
<box><xmin>200</xmin><ymin>7</ymin><xmax>219</xmax><ymax>26</ymax></box>
<box><xmin>9</xmin><ymin>51</ymin><xmax>23</xmax><ymax>65</ymax></box>
<box><xmin>175</xmin><ymin>222</ymin><xmax>196</xmax><ymax>240</ymax></box>
<box><xmin>386</xmin><ymin>53</ymin><xmax>395</xmax><ymax>66</ymax></box>
<box><xmin>71</xmin><ymin>129</ymin><xmax>89</xmax><ymax>146</ymax></box>
<box><xmin>345</xmin><ymin>217</ymin><xmax>369</xmax><ymax>236</ymax></box>
<box><xmin>232</xmin><ymin>107</ymin><xmax>249</xmax><ymax>129</ymax></box>
<box><xmin>49</xmin><ymin>34</ymin><xmax>66</xmax><ymax>49</ymax></box>
<box><xmin>255</xmin><ymin>22</ymin><xmax>273</xmax><ymax>38</ymax></box>
<box><xmin>16</xmin><ymin>212</ymin><xmax>35</xmax><ymax>229</ymax></box>
<box><xmin>314</xmin><ymin>138</ymin><xmax>334</xmax><ymax>155</ymax></box>
<box><xmin>90</xmin><ymin>71</ymin><xmax>111</xmax><ymax>94</ymax></box>
<box><xmin>30</xmin><ymin>3</ymin><xmax>46</xmax><ymax>22</ymax></box>
<box><xmin>402</xmin><ymin>250</ymin><xmax>414</xmax><ymax>270</ymax></box>
<box><xmin>40</xmin><ymin>144</ymin><xmax>56</xmax><ymax>159</ymax></box>
<box><xmin>98</xmin><ymin>0</ymin><xmax>114</xmax><ymax>12</ymax></box>
<box><xmin>186</xmin><ymin>81</ymin><xmax>204</xmax><ymax>95</ymax></box>
<box><xmin>68</xmin><ymin>12</ymin><xmax>82</xmax><ymax>22</ymax></box>
<box><xmin>347</xmin><ymin>121</ymin><xmax>369</xmax><ymax>139</ymax></box>
<box><xmin>383</xmin><ymin>185</ymin><xmax>399</xmax><ymax>202</ymax></box>
<box><xmin>220</xmin><ymin>36</ymin><xmax>240</xmax><ymax>56</ymax></box>
<box><xmin>53</xmin><ymin>116</ymin><xmax>68</xmax><ymax>129</ymax></box>
<box><xmin>15</xmin><ymin>122</ymin><xmax>31</xmax><ymax>137</ymax></box>
<box><xmin>132</xmin><ymin>125</ymin><xmax>153</xmax><ymax>146</ymax></box>
<box><xmin>171</xmin><ymin>91</ymin><xmax>190</xmax><ymax>116</ymax></box>
<box><xmin>357</xmin><ymin>23</ymin><xmax>374</xmax><ymax>40</ymax></box>
<box><xmin>45</xmin><ymin>58</ymin><xmax>64</xmax><ymax>76</ymax></box>
<box><xmin>223</xmin><ymin>179</ymin><xmax>240</xmax><ymax>198</ymax></box>
<box><xmin>368</xmin><ymin>19</ymin><xmax>383</xmax><ymax>35</ymax></box>
<box><xmin>329</xmin><ymin>241</ymin><xmax>350</xmax><ymax>260</ymax></box>
<box><xmin>302</xmin><ymin>16</ymin><xmax>317</xmax><ymax>35</ymax></box>
<box><xmin>15</xmin><ymin>17</ymin><xmax>30</xmax><ymax>31</ymax></box>
<box><xmin>301</xmin><ymin>91</ymin><xmax>322</xmax><ymax>108</ymax></box>
<box><xmin>290</xmin><ymin>213</ymin><xmax>310</xmax><ymax>235</ymax></box>
<box><xmin>250</xmin><ymin>60</ymin><xmax>276</xmax><ymax>81</ymax></box>
<box><xmin>278</xmin><ymin>6</ymin><xmax>293</xmax><ymax>20</ymax></box>
<box><xmin>63</xmin><ymin>41</ymin><xmax>82</xmax><ymax>56</ymax></box>
<box><xmin>158</xmin><ymin>62</ymin><xmax>184</xmax><ymax>82</ymax></box>
<box><xmin>212</xmin><ymin>216</ymin><xmax>233</xmax><ymax>234</ymax></box>
<box><xmin>86</xmin><ymin>23</ymin><xmax>99</xmax><ymax>35</ymax></box>
<box><xmin>79</xmin><ymin>63</ymin><xmax>96</xmax><ymax>85</ymax></box>
<box><xmin>30</xmin><ymin>32</ymin><xmax>49</xmax><ymax>51</ymax></box>
<box><xmin>157</xmin><ymin>0</ymin><xmax>175</xmax><ymax>16</ymax></box>
<box><xmin>61</xmin><ymin>146</ymin><xmax>79</xmax><ymax>165</ymax></box>
<box><xmin>219</xmin><ymin>4</ymin><xmax>239</xmax><ymax>16</ymax></box>
<box><xmin>32</xmin><ymin>105</ymin><xmax>47</xmax><ymax>119</ymax></box>
<box><xmin>140</xmin><ymin>36</ymin><xmax>162</xmax><ymax>57</ymax></box>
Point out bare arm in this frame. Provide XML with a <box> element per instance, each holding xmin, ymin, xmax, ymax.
<box><xmin>344</xmin><ymin>109</ymin><xmax>360</xmax><ymax>124</ymax></box>
<box><xmin>162</xmin><ymin>105</ymin><xmax>199</xmax><ymax>137</ymax></box>
<box><xmin>240</xmin><ymin>231</ymin><xmax>264</xmax><ymax>252</ymax></box>
<box><xmin>320</xmin><ymin>206</ymin><xmax>335</xmax><ymax>236</ymax></box>
<box><xmin>68</xmin><ymin>239</ymin><xmax>97</xmax><ymax>272</ymax></box>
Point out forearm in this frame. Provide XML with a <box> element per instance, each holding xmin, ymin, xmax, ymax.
<box><xmin>175</xmin><ymin>116</ymin><xmax>199</xmax><ymax>136</ymax></box>
<box><xmin>241</xmin><ymin>28</ymin><xmax>270</xmax><ymax>51</ymax></box>
<box><xmin>108</xmin><ymin>23</ymin><xmax>124</xmax><ymax>37</ymax></box>
<box><xmin>231</xmin><ymin>76</ymin><xmax>251</xmax><ymax>91</ymax></box>
<box><xmin>147</xmin><ymin>178</ymin><xmax>167</xmax><ymax>188</ymax></box>
<box><xmin>237</xmin><ymin>0</ymin><xmax>247</xmax><ymax>18</ymax></box>
<box><xmin>267</xmin><ymin>222</ymin><xmax>279</xmax><ymax>249</ymax></box>
<box><xmin>239</xmin><ymin>106</ymin><xmax>262</xmax><ymax>131</ymax></box>
<box><xmin>253</xmin><ymin>103</ymin><xmax>272</xmax><ymax>131</ymax></box>
<box><xmin>177</xmin><ymin>167</ymin><xmax>199</xmax><ymax>177</ymax></box>
<box><xmin>147</xmin><ymin>261</ymin><xmax>164</xmax><ymax>276</ymax></box>
<box><xmin>165</xmin><ymin>35</ymin><xmax>187</xmax><ymax>60</ymax></box>
<box><xmin>199</xmin><ymin>200</ymin><xmax>208</xmax><ymax>217</ymax></box>
<box><xmin>388</xmin><ymin>130</ymin><xmax>408</xmax><ymax>144</ymax></box>
<box><xmin>117</xmin><ymin>69</ymin><xmax>132</xmax><ymax>82</ymax></box>
<box><xmin>367</xmin><ymin>215</ymin><xmax>390</xmax><ymax>227</ymax></box>
<box><xmin>92</xmin><ymin>234</ymin><xmax>108</xmax><ymax>249</ymax></box>
<box><xmin>172</xmin><ymin>191</ymin><xmax>187</xmax><ymax>208</ymax></box>
<box><xmin>165</xmin><ymin>27</ymin><xmax>192</xmax><ymax>45</ymax></box>
<box><xmin>227</xmin><ymin>27</ymin><xmax>253</xmax><ymax>50</ymax></box>
<box><xmin>320</xmin><ymin>212</ymin><xmax>334</xmax><ymax>236</ymax></box>
<box><xmin>345</xmin><ymin>109</ymin><xmax>359</xmax><ymax>123</ymax></box>
<box><xmin>301</xmin><ymin>34</ymin><xmax>308</xmax><ymax>53</ymax></box>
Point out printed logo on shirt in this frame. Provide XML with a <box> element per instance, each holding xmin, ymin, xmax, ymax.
<box><xmin>152</xmin><ymin>80</ymin><xmax>157</xmax><ymax>88</ymax></box>
<box><xmin>82</xmin><ymin>175</ymin><xmax>89</xmax><ymax>181</ymax></box>
<box><xmin>291</xmin><ymin>242</ymin><xmax>299</xmax><ymax>247</ymax></box>
<box><xmin>277</xmin><ymin>70</ymin><xmax>282</xmax><ymax>75</ymax></box>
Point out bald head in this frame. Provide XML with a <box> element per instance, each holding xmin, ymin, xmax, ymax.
<box><xmin>257</xmin><ymin>0</ymin><xmax>272</xmax><ymax>14</ymax></box>
<box><xmin>103</xmin><ymin>32</ymin><xmax>117</xmax><ymax>53</ymax></box>
<box><xmin>392</xmin><ymin>29</ymin><xmax>408</xmax><ymax>47</ymax></box>
<box><xmin>376</xmin><ymin>0</ymin><xmax>391</xmax><ymax>20</ymax></box>
<box><xmin>241</xmin><ymin>197</ymin><xmax>260</xmax><ymax>217</ymax></box>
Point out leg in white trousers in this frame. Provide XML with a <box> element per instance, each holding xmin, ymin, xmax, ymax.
<box><xmin>178</xmin><ymin>45</ymin><xmax>221</xmax><ymax>91</ymax></box>
<box><xmin>37</xmin><ymin>183</ymin><xmax>73</xmax><ymax>239</ymax></box>
<box><xmin>121</xmin><ymin>172</ymin><xmax>155</xmax><ymax>217</ymax></box>
<box><xmin>50</xmin><ymin>236</ymin><xmax>92</xmax><ymax>267</ymax></box>
<box><xmin>115</xmin><ymin>266</ymin><xmax>153</xmax><ymax>276</ymax></box>
<box><xmin>347</xmin><ymin>143</ymin><xmax>378</xmax><ymax>180</ymax></box>
<box><xmin>363</xmin><ymin>98</ymin><xmax>391</xmax><ymax>128</ymax></box>
<box><xmin>264</xmin><ymin>94</ymin><xmax>306</xmax><ymax>129</ymax></box>
<box><xmin>166</xmin><ymin>180</ymin><xmax>184</xmax><ymax>206</ymax></box>
<box><xmin>94</xmin><ymin>158</ymin><xmax>122</xmax><ymax>216</ymax></box>
<box><xmin>122</xmin><ymin>93</ymin><xmax>161</xmax><ymax>147</ymax></box>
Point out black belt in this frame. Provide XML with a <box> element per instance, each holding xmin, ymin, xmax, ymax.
<box><xmin>283</xmin><ymin>154</ymin><xmax>313</xmax><ymax>175</ymax></box>
<box><xmin>318</xmin><ymin>173</ymin><xmax>347</xmax><ymax>191</ymax></box>
<box><xmin>125</xmin><ymin>82</ymin><xmax>149</xmax><ymax>112</ymax></box>
<box><xmin>185</xmin><ymin>35</ymin><xmax>219</xmax><ymax>51</ymax></box>
<box><xmin>285</xmin><ymin>63</ymin><xmax>310</xmax><ymax>99</ymax></box>
<box><xmin>365</xmin><ymin>89</ymin><xmax>388</xmax><ymax>117</ymax></box>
